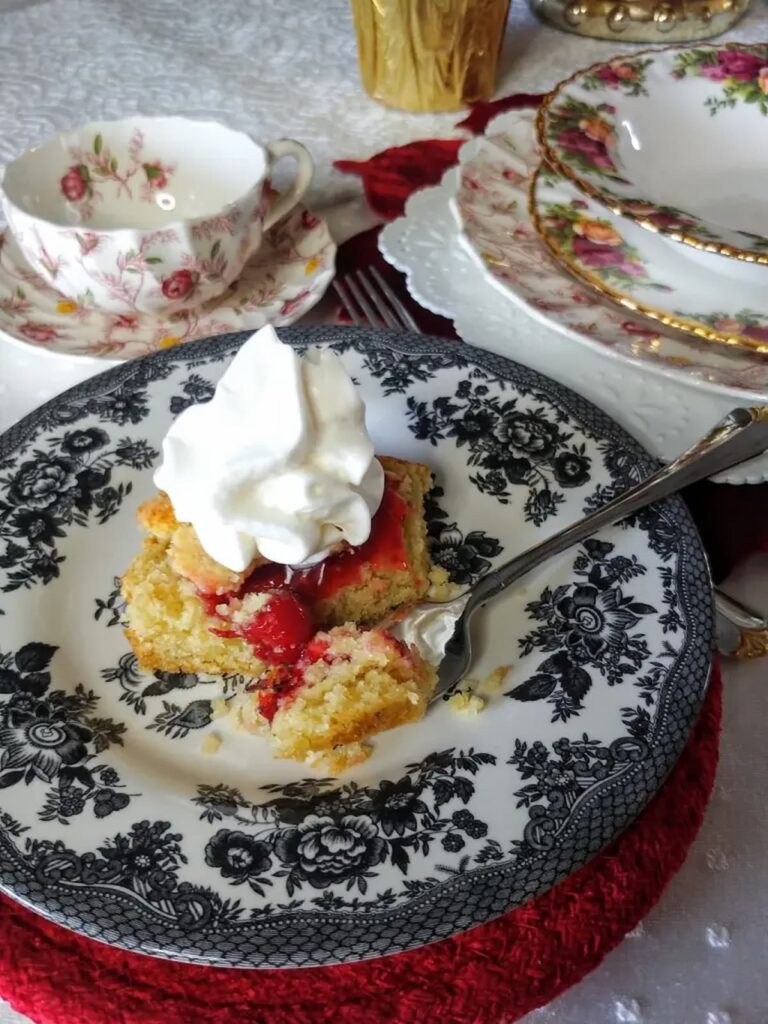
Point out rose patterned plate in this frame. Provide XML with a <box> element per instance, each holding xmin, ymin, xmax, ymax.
<box><xmin>0</xmin><ymin>205</ymin><xmax>335</xmax><ymax>361</ymax></box>
<box><xmin>451</xmin><ymin>109</ymin><xmax>768</xmax><ymax>396</ymax></box>
<box><xmin>538</xmin><ymin>45</ymin><xmax>768</xmax><ymax>263</ymax></box>
<box><xmin>0</xmin><ymin>325</ymin><xmax>712</xmax><ymax>967</ymax></box>
<box><xmin>530</xmin><ymin>163</ymin><xmax>768</xmax><ymax>355</ymax></box>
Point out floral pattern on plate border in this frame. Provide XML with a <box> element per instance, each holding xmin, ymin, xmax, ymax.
<box><xmin>451</xmin><ymin>109</ymin><xmax>768</xmax><ymax>393</ymax></box>
<box><xmin>538</xmin><ymin>45</ymin><xmax>768</xmax><ymax>262</ymax></box>
<box><xmin>0</xmin><ymin>327</ymin><xmax>712</xmax><ymax>966</ymax></box>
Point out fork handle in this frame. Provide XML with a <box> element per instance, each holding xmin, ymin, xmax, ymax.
<box><xmin>467</xmin><ymin>407</ymin><xmax>768</xmax><ymax>612</ymax></box>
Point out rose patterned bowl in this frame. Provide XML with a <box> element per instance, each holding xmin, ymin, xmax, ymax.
<box><xmin>537</xmin><ymin>44</ymin><xmax>768</xmax><ymax>263</ymax></box>
<box><xmin>1</xmin><ymin>117</ymin><xmax>313</xmax><ymax>314</ymax></box>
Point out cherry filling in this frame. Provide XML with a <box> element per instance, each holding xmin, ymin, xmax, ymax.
<box><xmin>199</xmin><ymin>479</ymin><xmax>408</xmax><ymax>650</ymax></box>
<box><xmin>213</xmin><ymin>590</ymin><xmax>315</xmax><ymax>664</ymax></box>
<box><xmin>238</xmin><ymin>480</ymin><xmax>409</xmax><ymax>602</ymax></box>
<box><xmin>246</xmin><ymin>665</ymin><xmax>306</xmax><ymax>723</ymax></box>
<box><xmin>245</xmin><ymin>637</ymin><xmax>344</xmax><ymax>723</ymax></box>
<box><xmin>196</xmin><ymin>479</ymin><xmax>411</xmax><ymax>721</ymax></box>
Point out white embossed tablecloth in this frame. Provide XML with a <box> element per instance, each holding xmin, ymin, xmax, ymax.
<box><xmin>1</xmin><ymin>2</ymin><xmax>768</xmax><ymax>1023</ymax></box>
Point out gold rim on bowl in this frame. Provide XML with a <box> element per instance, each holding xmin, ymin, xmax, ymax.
<box><xmin>535</xmin><ymin>43</ymin><xmax>768</xmax><ymax>266</ymax></box>
<box><xmin>526</xmin><ymin>161</ymin><xmax>768</xmax><ymax>355</ymax></box>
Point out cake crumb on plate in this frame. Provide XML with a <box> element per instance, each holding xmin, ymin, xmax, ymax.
<box><xmin>201</xmin><ymin>732</ymin><xmax>222</xmax><ymax>755</ymax></box>
<box><xmin>447</xmin><ymin>691</ymin><xmax>486</xmax><ymax>716</ymax></box>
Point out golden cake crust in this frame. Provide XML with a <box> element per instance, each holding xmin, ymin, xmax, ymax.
<box><xmin>121</xmin><ymin>455</ymin><xmax>434</xmax><ymax>677</ymax></box>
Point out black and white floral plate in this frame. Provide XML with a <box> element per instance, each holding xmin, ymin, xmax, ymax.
<box><xmin>0</xmin><ymin>326</ymin><xmax>713</xmax><ymax>967</ymax></box>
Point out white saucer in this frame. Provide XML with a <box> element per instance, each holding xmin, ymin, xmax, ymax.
<box><xmin>0</xmin><ymin>205</ymin><xmax>335</xmax><ymax>361</ymax></box>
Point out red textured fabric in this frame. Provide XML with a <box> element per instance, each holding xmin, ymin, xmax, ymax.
<box><xmin>455</xmin><ymin>93</ymin><xmax>546</xmax><ymax>135</ymax></box>
<box><xmin>0</xmin><ymin>94</ymin><xmax>729</xmax><ymax>1023</ymax></box>
<box><xmin>0</xmin><ymin>665</ymin><xmax>721</xmax><ymax>1024</ymax></box>
<box><xmin>334</xmin><ymin>139</ymin><xmax>462</xmax><ymax>221</ymax></box>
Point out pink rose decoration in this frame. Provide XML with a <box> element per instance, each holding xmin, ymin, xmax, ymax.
<box><xmin>744</xmin><ymin>324</ymin><xmax>768</xmax><ymax>344</ymax></box>
<box><xmin>20</xmin><ymin>321</ymin><xmax>59</xmax><ymax>343</ymax></box>
<box><xmin>714</xmin><ymin>49</ymin><xmax>764</xmax><ymax>82</ymax></box>
<box><xmin>596</xmin><ymin>66</ymin><xmax>621</xmax><ymax>87</ymax></box>
<box><xmin>556</xmin><ymin>128</ymin><xmax>616</xmax><ymax>172</ymax></box>
<box><xmin>60</xmin><ymin>165</ymin><xmax>88</xmax><ymax>202</ymax></box>
<box><xmin>161</xmin><ymin>269</ymin><xmax>198</xmax><ymax>301</ymax></box>
<box><xmin>647</xmin><ymin>211</ymin><xmax>687</xmax><ymax>230</ymax></box>
<box><xmin>572</xmin><ymin>237</ymin><xmax>643</xmax><ymax>278</ymax></box>
<box><xmin>143</xmin><ymin>162</ymin><xmax>168</xmax><ymax>189</ymax></box>
<box><xmin>700</xmin><ymin>63</ymin><xmax>728</xmax><ymax>82</ymax></box>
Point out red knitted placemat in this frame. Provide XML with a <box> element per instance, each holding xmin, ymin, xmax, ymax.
<box><xmin>0</xmin><ymin>664</ymin><xmax>721</xmax><ymax>1024</ymax></box>
<box><xmin>0</xmin><ymin>94</ymin><xmax>726</xmax><ymax>1024</ymax></box>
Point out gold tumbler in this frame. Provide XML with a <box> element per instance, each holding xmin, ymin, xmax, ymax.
<box><xmin>349</xmin><ymin>0</ymin><xmax>512</xmax><ymax>113</ymax></box>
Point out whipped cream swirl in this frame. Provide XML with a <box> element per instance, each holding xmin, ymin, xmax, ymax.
<box><xmin>154</xmin><ymin>325</ymin><xmax>384</xmax><ymax>571</ymax></box>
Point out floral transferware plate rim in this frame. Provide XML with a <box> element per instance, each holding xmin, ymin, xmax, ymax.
<box><xmin>450</xmin><ymin>108</ymin><xmax>768</xmax><ymax>401</ymax></box>
<box><xmin>537</xmin><ymin>43</ymin><xmax>768</xmax><ymax>264</ymax></box>
<box><xmin>0</xmin><ymin>206</ymin><xmax>335</xmax><ymax>363</ymax></box>
<box><xmin>0</xmin><ymin>326</ymin><xmax>712</xmax><ymax>967</ymax></box>
<box><xmin>527</xmin><ymin>163</ymin><xmax>768</xmax><ymax>357</ymax></box>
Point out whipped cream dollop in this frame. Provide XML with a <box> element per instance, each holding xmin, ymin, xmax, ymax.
<box><xmin>154</xmin><ymin>325</ymin><xmax>385</xmax><ymax>571</ymax></box>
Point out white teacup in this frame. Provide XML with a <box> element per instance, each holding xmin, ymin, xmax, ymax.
<box><xmin>1</xmin><ymin>117</ymin><xmax>314</xmax><ymax>315</ymax></box>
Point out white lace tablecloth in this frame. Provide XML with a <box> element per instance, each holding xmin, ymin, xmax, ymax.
<box><xmin>2</xmin><ymin>2</ymin><xmax>768</xmax><ymax>1022</ymax></box>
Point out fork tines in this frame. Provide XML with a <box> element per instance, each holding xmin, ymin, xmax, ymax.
<box><xmin>334</xmin><ymin>267</ymin><xmax>419</xmax><ymax>331</ymax></box>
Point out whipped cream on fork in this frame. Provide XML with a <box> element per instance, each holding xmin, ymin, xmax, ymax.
<box><xmin>154</xmin><ymin>325</ymin><xmax>384</xmax><ymax>571</ymax></box>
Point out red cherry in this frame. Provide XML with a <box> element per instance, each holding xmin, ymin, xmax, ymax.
<box><xmin>240</xmin><ymin>591</ymin><xmax>315</xmax><ymax>664</ymax></box>
<box><xmin>301</xmin><ymin>637</ymin><xmax>331</xmax><ymax>664</ymax></box>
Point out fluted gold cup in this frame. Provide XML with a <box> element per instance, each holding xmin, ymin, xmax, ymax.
<box><xmin>349</xmin><ymin>0</ymin><xmax>511</xmax><ymax>113</ymax></box>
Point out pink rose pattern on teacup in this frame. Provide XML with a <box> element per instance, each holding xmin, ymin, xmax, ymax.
<box><xmin>58</xmin><ymin>130</ymin><xmax>176</xmax><ymax>220</ymax></box>
<box><xmin>161</xmin><ymin>269</ymin><xmax>198</xmax><ymax>302</ymax></box>
<box><xmin>672</xmin><ymin>45</ymin><xmax>768</xmax><ymax>114</ymax></box>
<box><xmin>26</xmin><ymin>202</ymin><xmax>259</xmax><ymax>315</ymax></box>
<box><xmin>0</xmin><ymin>204</ymin><xmax>335</xmax><ymax>359</ymax></box>
<box><xmin>20</xmin><ymin>321</ymin><xmax>60</xmax><ymax>344</ymax></box>
<box><xmin>581</xmin><ymin>58</ymin><xmax>653</xmax><ymax>98</ymax></box>
<box><xmin>546</xmin><ymin>98</ymin><xmax>626</xmax><ymax>181</ymax></box>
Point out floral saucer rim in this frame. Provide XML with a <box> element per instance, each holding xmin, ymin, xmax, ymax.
<box><xmin>450</xmin><ymin>108</ymin><xmax>768</xmax><ymax>399</ymax></box>
<box><xmin>528</xmin><ymin>163</ymin><xmax>768</xmax><ymax>356</ymax></box>
<box><xmin>0</xmin><ymin>204</ymin><xmax>335</xmax><ymax>362</ymax></box>
<box><xmin>537</xmin><ymin>43</ymin><xmax>768</xmax><ymax>264</ymax></box>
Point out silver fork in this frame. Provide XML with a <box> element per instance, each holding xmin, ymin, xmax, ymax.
<box><xmin>333</xmin><ymin>266</ymin><xmax>420</xmax><ymax>331</ymax></box>
<box><xmin>385</xmin><ymin>407</ymin><xmax>768</xmax><ymax>698</ymax></box>
<box><xmin>332</xmin><ymin>269</ymin><xmax>767</xmax><ymax>669</ymax></box>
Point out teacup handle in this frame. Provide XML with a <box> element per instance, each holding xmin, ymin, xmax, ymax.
<box><xmin>262</xmin><ymin>139</ymin><xmax>314</xmax><ymax>231</ymax></box>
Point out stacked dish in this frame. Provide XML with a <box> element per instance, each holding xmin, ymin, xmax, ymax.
<box><xmin>451</xmin><ymin>43</ymin><xmax>768</xmax><ymax>377</ymax></box>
